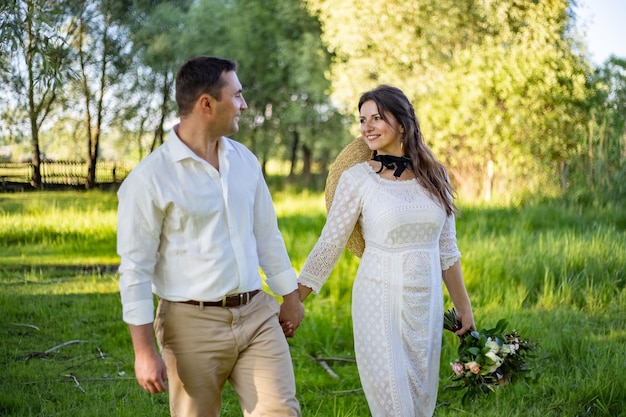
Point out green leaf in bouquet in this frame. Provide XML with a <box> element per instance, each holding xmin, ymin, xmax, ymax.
<box><xmin>494</xmin><ymin>318</ymin><xmax>509</xmax><ymax>334</ymax></box>
<box><xmin>468</xmin><ymin>347</ymin><xmax>481</xmax><ymax>356</ymax></box>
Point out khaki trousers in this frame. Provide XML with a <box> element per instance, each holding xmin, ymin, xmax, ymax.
<box><xmin>154</xmin><ymin>291</ymin><xmax>300</xmax><ymax>417</ymax></box>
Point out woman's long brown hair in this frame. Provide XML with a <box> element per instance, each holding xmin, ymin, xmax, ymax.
<box><xmin>358</xmin><ymin>85</ymin><xmax>456</xmax><ymax>216</ymax></box>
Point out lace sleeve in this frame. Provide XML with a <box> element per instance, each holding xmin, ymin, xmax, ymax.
<box><xmin>298</xmin><ymin>169</ymin><xmax>363</xmax><ymax>293</ymax></box>
<box><xmin>440</xmin><ymin>212</ymin><xmax>461</xmax><ymax>270</ymax></box>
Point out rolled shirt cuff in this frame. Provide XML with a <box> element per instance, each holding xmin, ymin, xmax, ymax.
<box><xmin>265</xmin><ymin>268</ymin><xmax>298</xmax><ymax>296</ymax></box>
<box><xmin>122</xmin><ymin>299</ymin><xmax>155</xmax><ymax>326</ymax></box>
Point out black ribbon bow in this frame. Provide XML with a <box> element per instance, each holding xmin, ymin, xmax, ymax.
<box><xmin>372</xmin><ymin>154</ymin><xmax>413</xmax><ymax>178</ymax></box>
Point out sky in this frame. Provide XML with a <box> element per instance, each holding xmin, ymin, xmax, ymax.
<box><xmin>576</xmin><ymin>0</ymin><xmax>626</xmax><ymax>64</ymax></box>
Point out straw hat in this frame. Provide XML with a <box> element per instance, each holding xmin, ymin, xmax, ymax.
<box><xmin>324</xmin><ymin>137</ymin><xmax>372</xmax><ymax>257</ymax></box>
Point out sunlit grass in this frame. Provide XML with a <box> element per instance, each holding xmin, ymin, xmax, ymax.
<box><xmin>0</xmin><ymin>191</ymin><xmax>119</xmax><ymax>270</ymax></box>
<box><xmin>1</xmin><ymin>190</ymin><xmax>625</xmax><ymax>416</ymax></box>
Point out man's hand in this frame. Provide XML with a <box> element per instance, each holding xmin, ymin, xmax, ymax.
<box><xmin>279</xmin><ymin>290</ymin><xmax>305</xmax><ymax>338</ymax></box>
<box><xmin>134</xmin><ymin>347</ymin><xmax>168</xmax><ymax>394</ymax></box>
<box><xmin>129</xmin><ymin>324</ymin><xmax>168</xmax><ymax>394</ymax></box>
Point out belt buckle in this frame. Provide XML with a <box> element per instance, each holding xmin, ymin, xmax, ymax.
<box><xmin>221</xmin><ymin>291</ymin><xmax>250</xmax><ymax>308</ymax></box>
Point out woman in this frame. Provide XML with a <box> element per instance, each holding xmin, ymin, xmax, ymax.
<box><xmin>298</xmin><ymin>85</ymin><xmax>475</xmax><ymax>417</ymax></box>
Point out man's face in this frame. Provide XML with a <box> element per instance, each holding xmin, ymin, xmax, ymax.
<box><xmin>213</xmin><ymin>71</ymin><xmax>248</xmax><ymax>136</ymax></box>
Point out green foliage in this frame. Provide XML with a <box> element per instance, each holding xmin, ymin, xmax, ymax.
<box><xmin>181</xmin><ymin>0</ymin><xmax>350</xmax><ymax>177</ymax></box>
<box><xmin>2</xmin><ymin>0</ymin><xmax>625</xmax><ymax>205</ymax></box>
<box><xmin>564</xmin><ymin>57</ymin><xmax>626</xmax><ymax>206</ymax></box>
<box><xmin>306</xmin><ymin>0</ymin><xmax>608</xmax><ymax>202</ymax></box>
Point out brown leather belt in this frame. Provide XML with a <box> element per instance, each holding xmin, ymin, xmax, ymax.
<box><xmin>177</xmin><ymin>290</ymin><xmax>261</xmax><ymax>308</ymax></box>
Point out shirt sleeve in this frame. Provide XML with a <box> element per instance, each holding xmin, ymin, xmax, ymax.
<box><xmin>298</xmin><ymin>169</ymin><xmax>363</xmax><ymax>293</ymax></box>
<box><xmin>253</xmin><ymin>168</ymin><xmax>298</xmax><ymax>296</ymax></box>
<box><xmin>439</xmin><ymin>212</ymin><xmax>461</xmax><ymax>271</ymax></box>
<box><xmin>117</xmin><ymin>174</ymin><xmax>164</xmax><ymax>325</ymax></box>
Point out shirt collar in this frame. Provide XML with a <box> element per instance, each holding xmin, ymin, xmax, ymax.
<box><xmin>167</xmin><ymin>124</ymin><xmax>232</xmax><ymax>163</ymax></box>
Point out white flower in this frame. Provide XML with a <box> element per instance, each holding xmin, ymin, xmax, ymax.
<box><xmin>486</xmin><ymin>338</ymin><xmax>500</xmax><ymax>354</ymax></box>
<box><xmin>500</xmin><ymin>344</ymin><xmax>515</xmax><ymax>355</ymax></box>
<box><xmin>485</xmin><ymin>351</ymin><xmax>504</xmax><ymax>373</ymax></box>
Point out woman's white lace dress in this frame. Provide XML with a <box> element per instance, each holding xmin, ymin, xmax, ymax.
<box><xmin>298</xmin><ymin>162</ymin><xmax>461</xmax><ymax>417</ymax></box>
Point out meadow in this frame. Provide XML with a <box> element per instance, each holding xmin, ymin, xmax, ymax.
<box><xmin>0</xmin><ymin>190</ymin><xmax>625</xmax><ymax>416</ymax></box>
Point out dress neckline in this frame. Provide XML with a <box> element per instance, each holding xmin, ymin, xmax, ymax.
<box><xmin>362</xmin><ymin>161</ymin><xmax>416</xmax><ymax>183</ymax></box>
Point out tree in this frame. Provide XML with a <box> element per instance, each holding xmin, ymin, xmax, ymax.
<box><xmin>183</xmin><ymin>0</ymin><xmax>348</xmax><ymax>184</ymax></box>
<box><xmin>567</xmin><ymin>56</ymin><xmax>626</xmax><ymax>204</ymax></box>
<box><xmin>69</xmin><ymin>0</ymin><xmax>135</xmax><ymax>188</ymax></box>
<box><xmin>422</xmin><ymin>1</ymin><xmax>593</xmax><ymax>199</ymax></box>
<box><xmin>0</xmin><ymin>0</ymin><xmax>77</xmax><ymax>188</ymax></box>
<box><xmin>307</xmin><ymin>0</ymin><xmax>594</xmax><ymax>200</ymax></box>
<box><xmin>124</xmin><ymin>0</ymin><xmax>193</xmax><ymax>153</ymax></box>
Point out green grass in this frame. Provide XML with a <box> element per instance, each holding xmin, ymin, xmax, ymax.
<box><xmin>1</xmin><ymin>190</ymin><xmax>625</xmax><ymax>416</ymax></box>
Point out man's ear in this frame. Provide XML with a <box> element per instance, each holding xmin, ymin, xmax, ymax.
<box><xmin>198</xmin><ymin>94</ymin><xmax>215</xmax><ymax>114</ymax></box>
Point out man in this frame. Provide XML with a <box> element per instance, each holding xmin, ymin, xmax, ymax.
<box><xmin>117</xmin><ymin>56</ymin><xmax>303</xmax><ymax>416</ymax></box>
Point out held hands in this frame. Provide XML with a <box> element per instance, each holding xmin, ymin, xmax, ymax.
<box><xmin>279</xmin><ymin>290</ymin><xmax>305</xmax><ymax>338</ymax></box>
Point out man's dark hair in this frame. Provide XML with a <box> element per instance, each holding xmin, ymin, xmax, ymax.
<box><xmin>175</xmin><ymin>56</ymin><xmax>238</xmax><ymax>117</ymax></box>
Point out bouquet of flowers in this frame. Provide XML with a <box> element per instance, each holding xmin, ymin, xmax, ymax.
<box><xmin>443</xmin><ymin>308</ymin><xmax>539</xmax><ymax>404</ymax></box>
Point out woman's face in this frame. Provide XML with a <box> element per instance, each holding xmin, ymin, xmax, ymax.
<box><xmin>359</xmin><ymin>100</ymin><xmax>403</xmax><ymax>156</ymax></box>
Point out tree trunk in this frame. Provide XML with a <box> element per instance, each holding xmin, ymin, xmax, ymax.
<box><xmin>26</xmin><ymin>1</ymin><xmax>41</xmax><ymax>189</ymax></box>
<box><xmin>288</xmin><ymin>129</ymin><xmax>300</xmax><ymax>177</ymax></box>
<box><xmin>77</xmin><ymin>17</ymin><xmax>95</xmax><ymax>188</ymax></box>
<box><xmin>560</xmin><ymin>161</ymin><xmax>568</xmax><ymax>192</ymax></box>
<box><xmin>261</xmin><ymin>154</ymin><xmax>268</xmax><ymax>177</ymax></box>
<box><xmin>87</xmin><ymin>25</ymin><xmax>109</xmax><ymax>189</ymax></box>
<box><xmin>136</xmin><ymin>116</ymin><xmax>147</xmax><ymax>161</ymax></box>
<box><xmin>622</xmin><ymin>120</ymin><xmax>626</xmax><ymax>162</ymax></box>
<box><xmin>587</xmin><ymin>117</ymin><xmax>595</xmax><ymax>190</ymax></box>
<box><xmin>150</xmin><ymin>72</ymin><xmax>172</xmax><ymax>153</ymax></box>
<box><xmin>302</xmin><ymin>143</ymin><xmax>312</xmax><ymax>186</ymax></box>
<box><xmin>29</xmin><ymin>121</ymin><xmax>42</xmax><ymax>189</ymax></box>
<box><xmin>484</xmin><ymin>159</ymin><xmax>494</xmax><ymax>201</ymax></box>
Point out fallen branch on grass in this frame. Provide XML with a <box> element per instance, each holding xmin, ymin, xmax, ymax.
<box><xmin>24</xmin><ymin>339</ymin><xmax>95</xmax><ymax>360</ymax></box>
<box><xmin>310</xmin><ymin>355</ymin><xmax>339</xmax><ymax>379</ymax></box>
<box><xmin>310</xmin><ymin>355</ymin><xmax>356</xmax><ymax>379</ymax></box>
<box><xmin>63</xmin><ymin>373</ymin><xmax>86</xmax><ymax>393</ymax></box>
<box><xmin>311</xmin><ymin>356</ymin><xmax>356</xmax><ymax>363</ymax></box>
<box><xmin>333</xmin><ymin>388</ymin><xmax>363</xmax><ymax>394</ymax></box>
<box><xmin>10</xmin><ymin>322</ymin><xmax>40</xmax><ymax>331</ymax></box>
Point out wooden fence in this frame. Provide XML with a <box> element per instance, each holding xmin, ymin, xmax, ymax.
<box><xmin>0</xmin><ymin>160</ymin><xmax>133</xmax><ymax>190</ymax></box>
